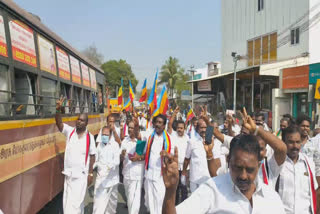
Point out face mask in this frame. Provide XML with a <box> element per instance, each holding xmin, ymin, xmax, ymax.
<box><xmin>102</xmin><ymin>135</ymin><xmax>109</xmax><ymax>144</ymax></box>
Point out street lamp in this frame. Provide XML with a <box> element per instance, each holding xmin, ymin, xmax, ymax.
<box><xmin>231</xmin><ymin>52</ymin><xmax>240</xmax><ymax>113</ymax></box>
<box><xmin>189</xmin><ymin>65</ymin><xmax>195</xmax><ymax>109</ymax></box>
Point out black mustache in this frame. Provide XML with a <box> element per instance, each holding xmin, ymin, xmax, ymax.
<box><xmin>290</xmin><ymin>148</ymin><xmax>299</xmax><ymax>152</ymax></box>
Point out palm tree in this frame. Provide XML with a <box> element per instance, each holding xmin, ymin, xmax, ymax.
<box><xmin>159</xmin><ymin>56</ymin><xmax>183</xmax><ymax>97</ymax></box>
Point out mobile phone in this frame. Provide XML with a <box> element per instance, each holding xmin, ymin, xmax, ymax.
<box><xmin>205</xmin><ymin>126</ymin><xmax>214</xmax><ymax>145</ymax></box>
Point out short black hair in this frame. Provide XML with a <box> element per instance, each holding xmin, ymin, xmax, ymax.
<box><xmin>296</xmin><ymin>114</ymin><xmax>311</xmax><ymax>126</ymax></box>
<box><xmin>255</xmin><ymin>112</ymin><xmax>265</xmax><ymax>121</ymax></box>
<box><xmin>79</xmin><ymin>113</ymin><xmax>88</xmax><ymax>124</ymax></box>
<box><xmin>229</xmin><ymin>134</ymin><xmax>261</xmax><ymax>162</ymax></box>
<box><xmin>175</xmin><ymin>120</ymin><xmax>185</xmax><ymax>128</ymax></box>
<box><xmin>153</xmin><ymin>114</ymin><xmax>167</xmax><ymax>125</ymax></box>
<box><xmin>282</xmin><ymin>125</ymin><xmax>302</xmax><ymax>142</ymax></box>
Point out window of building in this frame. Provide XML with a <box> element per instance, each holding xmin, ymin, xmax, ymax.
<box><xmin>291</xmin><ymin>27</ymin><xmax>300</xmax><ymax>45</ymax></box>
<box><xmin>41</xmin><ymin>77</ymin><xmax>57</xmax><ymax>115</ymax></box>
<box><xmin>247</xmin><ymin>32</ymin><xmax>277</xmax><ymax>66</ymax></box>
<box><xmin>258</xmin><ymin>0</ymin><xmax>264</xmax><ymax>11</ymax></box>
<box><xmin>60</xmin><ymin>83</ymin><xmax>71</xmax><ymax>114</ymax></box>
<box><xmin>14</xmin><ymin>70</ymin><xmax>37</xmax><ymax>115</ymax></box>
<box><xmin>0</xmin><ymin>65</ymin><xmax>10</xmax><ymax>117</ymax></box>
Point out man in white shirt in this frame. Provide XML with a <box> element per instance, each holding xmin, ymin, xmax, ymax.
<box><xmin>137</xmin><ymin>114</ymin><xmax>176</xmax><ymax>214</ymax></box>
<box><xmin>167</xmin><ymin>107</ymin><xmax>189</xmax><ymax>204</ymax></box>
<box><xmin>212</xmin><ymin>110</ymin><xmax>286</xmax><ymax>188</ymax></box>
<box><xmin>296</xmin><ymin>115</ymin><xmax>320</xmax><ymax>180</ymax></box>
<box><xmin>161</xmin><ymin>134</ymin><xmax>285</xmax><ymax>214</ymax></box>
<box><xmin>182</xmin><ymin>118</ymin><xmax>221</xmax><ymax>192</ymax></box>
<box><xmin>120</xmin><ymin>120</ymin><xmax>144</xmax><ymax>214</ymax></box>
<box><xmin>187</xmin><ymin>117</ymin><xmax>198</xmax><ymax>139</ymax></box>
<box><xmin>96</xmin><ymin>114</ymin><xmax>121</xmax><ymax>145</ymax></box>
<box><xmin>55</xmin><ymin>98</ymin><xmax>96</xmax><ymax>214</ymax></box>
<box><xmin>138</xmin><ymin>113</ymin><xmax>147</xmax><ymax>131</ymax></box>
<box><xmin>255</xmin><ymin>112</ymin><xmax>270</xmax><ymax>132</ymax></box>
<box><xmin>93</xmin><ymin>126</ymin><xmax>120</xmax><ymax>214</ymax></box>
<box><xmin>277</xmin><ymin>125</ymin><xmax>318</xmax><ymax>214</ymax></box>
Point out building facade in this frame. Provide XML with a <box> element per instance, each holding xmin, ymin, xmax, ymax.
<box><xmin>220</xmin><ymin>0</ymin><xmax>320</xmax><ymax>130</ymax></box>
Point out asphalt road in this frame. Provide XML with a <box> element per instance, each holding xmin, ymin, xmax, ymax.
<box><xmin>38</xmin><ymin>182</ymin><xmax>148</xmax><ymax>214</ymax></box>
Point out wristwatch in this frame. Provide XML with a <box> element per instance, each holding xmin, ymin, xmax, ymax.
<box><xmin>89</xmin><ymin>173</ymin><xmax>93</xmax><ymax>177</ymax></box>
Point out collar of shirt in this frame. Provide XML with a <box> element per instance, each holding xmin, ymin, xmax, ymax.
<box><xmin>123</xmin><ymin>136</ymin><xmax>137</xmax><ymax>143</ymax></box>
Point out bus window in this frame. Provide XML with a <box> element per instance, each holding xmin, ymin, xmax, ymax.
<box><xmin>41</xmin><ymin>77</ymin><xmax>57</xmax><ymax>115</ymax></box>
<box><xmin>60</xmin><ymin>83</ymin><xmax>71</xmax><ymax>114</ymax></box>
<box><xmin>14</xmin><ymin>70</ymin><xmax>37</xmax><ymax>115</ymax></box>
<box><xmin>92</xmin><ymin>91</ymin><xmax>98</xmax><ymax>113</ymax></box>
<box><xmin>98</xmin><ymin>84</ymin><xmax>104</xmax><ymax>113</ymax></box>
<box><xmin>0</xmin><ymin>65</ymin><xmax>10</xmax><ymax>116</ymax></box>
<box><xmin>83</xmin><ymin>90</ymin><xmax>90</xmax><ymax>113</ymax></box>
<box><xmin>74</xmin><ymin>87</ymin><xmax>81</xmax><ymax>113</ymax></box>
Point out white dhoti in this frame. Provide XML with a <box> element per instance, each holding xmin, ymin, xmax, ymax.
<box><xmin>144</xmin><ymin>178</ymin><xmax>165</xmax><ymax>214</ymax></box>
<box><xmin>93</xmin><ymin>175</ymin><xmax>118</xmax><ymax>214</ymax></box>
<box><xmin>63</xmin><ymin>175</ymin><xmax>88</xmax><ymax>214</ymax></box>
<box><xmin>123</xmin><ymin>178</ymin><xmax>143</xmax><ymax>214</ymax></box>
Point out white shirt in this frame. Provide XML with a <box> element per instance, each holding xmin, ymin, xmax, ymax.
<box><xmin>277</xmin><ymin>154</ymin><xmax>318</xmax><ymax>214</ymax></box>
<box><xmin>94</xmin><ymin>139</ymin><xmax>120</xmax><ymax>187</ymax></box>
<box><xmin>301</xmin><ymin>136</ymin><xmax>320</xmax><ymax>176</ymax></box>
<box><xmin>176</xmin><ymin>173</ymin><xmax>285</xmax><ymax>214</ymax></box>
<box><xmin>62</xmin><ymin>123</ymin><xmax>96</xmax><ymax>178</ymax></box>
<box><xmin>171</xmin><ymin>131</ymin><xmax>189</xmax><ymax>170</ymax></box>
<box><xmin>139</xmin><ymin>117</ymin><xmax>147</xmax><ymax>130</ymax></box>
<box><xmin>187</xmin><ymin>125</ymin><xmax>196</xmax><ymax>139</ymax></box>
<box><xmin>141</xmin><ymin>130</ymin><xmax>175</xmax><ymax>181</ymax></box>
<box><xmin>186</xmin><ymin>133</ymin><xmax>220</xmax><ymax>184</ymax></box>
<box><xmin>120</xmin><ymin>136</ymin><xmax>144</xmax><ymax>180</ymax></box>
<box><xmin>259</xmin><ymin>154</ymin><xmax>282</xmax><ymax>188</ymax></box>
<box><xmin>96</xmin><ymin>126</ymin><xmax>120</xmax><ymax>143</ymax></box>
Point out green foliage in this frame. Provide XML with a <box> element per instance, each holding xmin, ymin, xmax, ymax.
<box><xmin>101</xmin><ymin>59</ymin><xmax>138</xmax><ymax>98</ymax></box>
<box><xmin>159</xmin><ymin>56</ymin><xmax>184</xmax><ymax>97</ymax></box>
<box><xmin>175</xmin><ymin>71</ymin><xmax>191</xmax><ymax>97</ymax></box>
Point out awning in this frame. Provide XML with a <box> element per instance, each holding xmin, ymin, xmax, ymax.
<box><xmin>259</xmin><ymin>57</ymin><xmax>309</xmax><ymax>76</ymax></box>
<box><xmin>187</xmin><ymin>71</ymin><xmax>234</xmax><ymax>83</ymax></box>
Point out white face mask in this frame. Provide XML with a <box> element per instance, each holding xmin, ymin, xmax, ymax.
<box><xmin>102</xmin><ymin>135</ymin><xmax>110</xmax><ymax>144</ymax></box>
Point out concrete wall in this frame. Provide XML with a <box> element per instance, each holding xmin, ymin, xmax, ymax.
<box><xmin>221</xmin><ymin>0</ymin><xmax>311</xmax><ymax>74</ymax></box>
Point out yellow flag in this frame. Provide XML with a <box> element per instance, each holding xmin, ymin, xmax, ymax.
<box><xmin>314</xmin><ymin>79</ymin><xmax>320</xmax><ymax>99</ymax></box>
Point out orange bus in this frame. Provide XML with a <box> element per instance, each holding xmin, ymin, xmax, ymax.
<box><xmin>0</xmin><ymin>1</ymin><xmax>107</xmax><ymax>213</ymax></box>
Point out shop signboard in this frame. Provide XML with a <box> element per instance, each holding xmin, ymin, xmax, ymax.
<box><xmin>282</xmin><ymin>65</ymin><xmax>309</xmax><ymax>89</ymax></box>
<box><xmin>197</xmin><ymin>80</ymin><xmax>211</xmax><ymax>92</ymax></box>
<box><xmin>309</xmin><ymin>63</ymin><xmax>320</xmax><ymax>84</ymax></box>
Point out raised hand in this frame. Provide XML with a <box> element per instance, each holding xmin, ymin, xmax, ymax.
<box><xmin>161</xmin><ymin>147</ymin><xmax>179</xmax><ymax>190</ymax></box>
<box><xmin>203</xmin><ymin>138</ymin><xmax>214</xmax><ymax>156</ymax></box>
<box><xmin>56</xmin><ymin>96</ymin><xmax>66</xmax><ymax>111</ymax></box>
<box><xmin>174</xmin><ymin>106</ymin><xmax>180</xmax><ymax>114</ymax></box>
<box><xmin>241</xmin><ymin>107</ymin><xmax>256</xmax><ymax>134</ymax></box>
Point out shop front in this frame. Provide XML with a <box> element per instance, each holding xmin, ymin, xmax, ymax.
<box><xmin>281</xmin><ymin>65</ymin><xmax>310</xmax><ymax>118</ymax></box>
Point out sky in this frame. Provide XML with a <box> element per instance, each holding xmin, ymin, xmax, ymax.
<box><xmin>13</xmin><ymin>0</ymin><xmax>221</xmax><ymax>89</ymax></box>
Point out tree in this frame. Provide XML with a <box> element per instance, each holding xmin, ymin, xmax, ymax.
<box><xmin>82</xmin><ymin>44</ymin><xmax>104</xmax><ymax>65</ymax></box>
<box><xmin>101</xmin><ymin>59</ymin><xmax>138</xmax><ymax>98</ymax></box>
<box><xmin>175</xmin><ymin>71</ymin><xmax>191</xmax><ymax>97</ymax></box>
<box><xmin>159</xmin><ymin>56</ymin><xmax>184</xmax><ymax>97</ymax></box>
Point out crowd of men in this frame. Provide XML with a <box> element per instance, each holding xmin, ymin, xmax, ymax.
<box><xmin>55</xmin><ymin>97</ymin><xmax>320</xmax><ymax>214</ymax></box>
